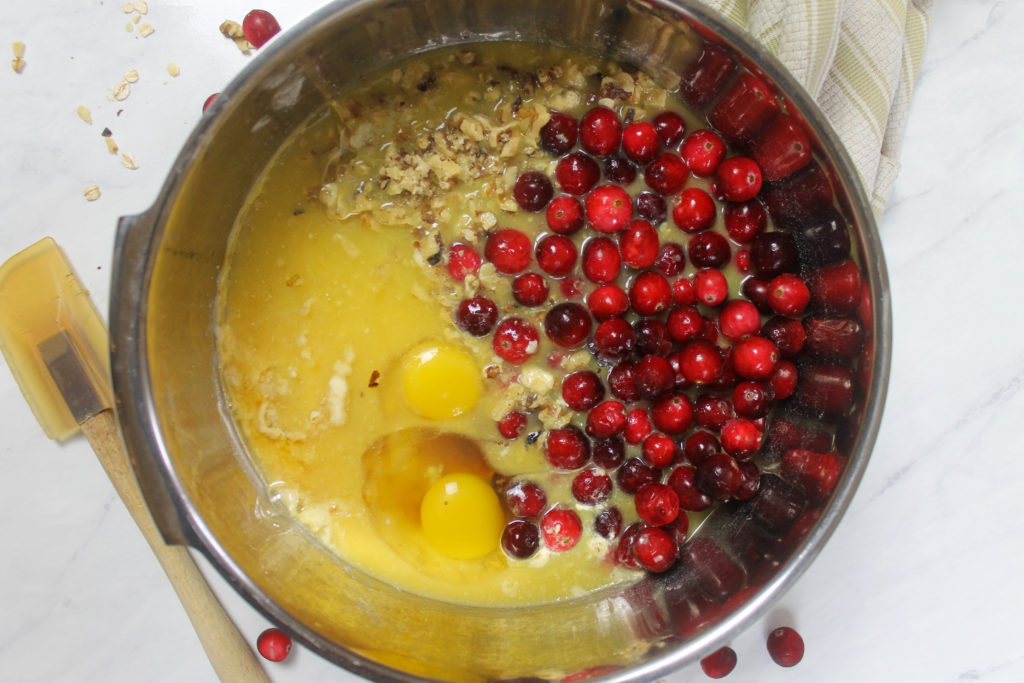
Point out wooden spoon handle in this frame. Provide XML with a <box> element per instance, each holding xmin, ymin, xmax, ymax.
<box><xmin>82</xmin><ymin>409</ymin><xmax>271</xmax><ymax>683</ymax></box>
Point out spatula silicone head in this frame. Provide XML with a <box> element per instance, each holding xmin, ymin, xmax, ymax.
<box><xmin>0</xmin><ymin>237</ymin><xmax>112</xmax><ymax>441</ymax></box>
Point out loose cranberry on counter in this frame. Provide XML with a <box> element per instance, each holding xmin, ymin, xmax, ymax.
<box><xmin>513</xmin><ymin>171</ymin><xmax>554</xmax><ymax>212</ymax></box>
<box><xmin>556</xmin><ymin>151</ymin><xmax>601</xmax><ymax>195</ymax></box>
<box><xmin>579</xmin><ymin>106</ymin><xmax>622</xmax><ymax>156</ymax></box>
<box><xmin>751</xmin><ymin>114</ymin><xmax>812</xmax><ymax>181</ymax></box>
<box><xmin>622</xmin><ymin>120</ymin><xmax>660</xmax><ymax>163</ymax></box>
<box><xmin>506</xmin><ymin>479</ymin><xmax>547</xmax><ymax>517</ymax></box>
<box><xmin>455</xmin><ymin>296</ymin><xmax>498</xmax><ymax>336</ymax></box>
<box><xmin>485</xmin><ymin>228</ymin><xmax>531</xmax><ymax>274</ymax></box>
<box><xmin>571</xmin><ymin>467</ymin><xmax>613</xmax><ymax>505</ymax></box>
<box><xmin>586</xmin><ymin>185</ymin><xmax>634</xmax><ymax>233</ymax></box>
<box><xmin>511</xmin><ymin>272</ymin><xmax>549</xmax><ymax>307</ymax></box>
<box><xmin>446</xmin><ymin>243</ymin><xmax>481</xmax><ymax>281</ymax></box>
<box><xmin>653</xmin><ymin>110</ymin><xmax>687</xmax><ymax>147</ymax></box>
<box><xmin>492</xmin><ymin>317</ymin><xmax>539</xmax><ymax>364</ymax></box>
<box><xmin>632</xmin><ymin>526</ymin><xmax>678</xmax><ymax>573</ymax></box>
<box><xmin>581</xmin><ymin>236</ymin><xmax>622</xmax><ymax>284</ymax></box>
<box><xmin>715</xmin><ymin>156</ymin><xmax>763</xmax><ymax>202</ymax></box>
<box><xmin>680</xmin><ymin>129</ymin><xmax>726</xmax><ymax>177</ymax></box>
<box><xmin>540</xmin><ymin>111</ymin><xmax>579</xmax><ymax>154</ymax></box>
<box><xmin>708</xmin><ymin>72</ymin><xmax>780</xmax><ymax>143</ymax></box>
<box><xmin>202</xmin><ymin>93</ymin><xmax>219</xmax><ymax>113</ymax></box>
<box><xmin>502</xmin><ymin>519</ymin><xmax>541</xmax><ymax>559</ymax></box>
<box><xmin>497</xmin><ymin>411</ymin><xmax>528</xmax><ymax>439</ymax></box>
<box><xmin>256</xmin><ymin>627</ymin><xmax>292</xmax><ymax>662</ymax></box>
<box><xmin>700</xmin><ymin>645</ymin><xmax>738</xmax><ymax>679</ymax></box>
<box><xmin>767</xmin><ymin>626</ymin><xmax>805</xmax><ymax>667</ymax></box>
<box><xmin>544</xmin><ymin>302</ymin><xmax>592</xmax><ymax>348</ymax></box>
<box><xmin>644</xmin><ymin>151</ymin><xmax>688</xmax><ymax>195</ymax></box>
<box><xmin>546</xmin><ymin>195</ymin><xmax>585</xmax><ymax>234</ymax></box>
<box><xmin>541</xmin><ymin>507</ymin><xmax>583</xmax><ymax>551</ymax></box>
<box><xmin>545</xmin><ymin>425</ymin><xmax>591</xmax><ymax>470</ymax></box>
<box><xmin>242</xmin><ymin>10</ymin><xmax>281</xmax><ymax>48</ymax></box>
<box><xmin>672</xmin><ymin>187</ymin><xmax>717</xmax><ymax>233</ymax></box>
<box><xmin>619</xmin><ymin>219</ymin><xmax>660</xmax><ymax>269</ymax></box>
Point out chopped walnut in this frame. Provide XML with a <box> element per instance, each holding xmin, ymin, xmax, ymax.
<box><xmin>220</xmin><ymin>20</ymin><xmax>251</xmax><ymax>53</ymax></box>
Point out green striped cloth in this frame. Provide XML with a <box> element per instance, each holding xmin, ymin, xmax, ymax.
<box><xmin>696</xmin><ymin>0</ymin><xmax>931</xmax><ymax>217</ymax></box>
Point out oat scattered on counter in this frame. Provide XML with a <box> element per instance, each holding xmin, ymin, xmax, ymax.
<box><xmin>11</xmin><ymin>42</ymin><xmax>26</xmax><ymax>73</ymax></box>
<box><xmin>122</xmin><ymin>2</ymin><xmax>134</xmax><ymax>12</ymax></box>
<box><xmin>124</xmin><ymin>69</ymin><xmax>139</xmax><ymax>83</ymax></box>
<box><xmin>220</xmin><ymin>20</ymin><xmax>252</xmax><ymax>54</ymax></box>
<box><xmin>132</xmin><ymin>0</ymin><xmax>149</xmax><ymax>14</ymax></box>
<box><xmin>105</xmin><ymin>136</ymin><xmax>119</xmax><ymax>155</ymax></box>
<box><xmin>83</xmin><ymin>185</ymin><xmax>101</xmax><ymax>201</ymax></box>
<box><xmin>112</xmin><ymin>80</ymin><xmax>131</xmax><ymax>101</ymax></box>
<box><xmin>121</xmin><ymin>152</ymin><xmax>139</xmax><ymax>170</ymax></box>
<box><xmin>125</xmin><ymin>22</ymin><xmax>134</xmax><ymax>32</ymax></box>
<box><xmin>138</xmin><ymin>23</ymin><xmax>155</xmax><ymax>37</ymax></box>
<box><xmin>77</xmin><ymin>105</ymin><xmax>93</xmax><ymax>124</ymax></box>
<box><xmin>167</xmin><ymin>62</ymin><xmax>180</xmax><ymax>77</ymax></box>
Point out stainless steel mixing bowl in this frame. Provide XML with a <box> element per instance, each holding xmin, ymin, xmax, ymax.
<box><xmin>109</xmin><ymin>0</ymin><xmax>890</xmax><ymax>680</ymax></box>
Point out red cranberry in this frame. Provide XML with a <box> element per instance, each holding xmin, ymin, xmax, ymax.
<box><xmin>511</xmin><ymin>272</ymin><xmax>549</xmax><ymax>307</ymax></box>
<box><xmin>614</xmin><ymin>523</ymin><xmax>644</xmax><ymax>569</ymax></box>
<box><xmin>242</xmin><ymin>10</ymin><xmax>281</xmax><ymax>48</ymax></box>
<box><xmin>593</xmin><ymin>318</ymin><xmax>636</xmax><ymax>360</ymax></box>
<box><xmin>535</xmin><ymin>234</ymin><xmax>577</xmax><ymax>277</ymax></box>
<box><xmin>632</xmin><ymin>526</ymin><xmax>678</xmax><ymax>573</ymax></box>
<box><xmin>603</xmin><ymin>155</ymin><xmax>637</xmax><ymax>185</ymax></box>
<box><xmin>653</xmin><ymin>110</ymin><xmax>687</xmax><ymax>147</ymax></box>
<box><xmin>256</xmin><ymin>627</ymin><xmax>292</xmax><ymax>662</ymax></box>
<box><xmin>497</xmin><ymin>411</ymin><xmax>528</xmax><ymax>439</ymax></box>
<box><xmin>624</xmin><ymin>408</ymin><xmax>654</xmax><ymax>445</ymax></box>
<box><xmin>619</xmin><ymin>220</ymin><xmax>659</xmax><ymax>269</ymax></box>
<box><xmin>644</xmin><ymin>151</ymin><xmax>688</xmax><ymax>195</ymax></box>
<box><xmin>792</xmin><ymin>207</ymin><xmax>851</xmax><ymax>265</ymax></box>
<box><xmin>492</xmin><ymin>317</ymin><xmax>539</xmax><ymax>364</ymax></box>
<box><xmin>635</xmin><ymin>483</ymin><xmax>679</xmax><ymax>527</ymax></box>
<box><xmin>594</xmin><ymin>506</ymin><xmax>623</xmax><ymax>540</ymax></box>
<box><xmin>634</xmin><ymin>318</ymin><xmax>672</xmax><ymax>356</ymax></box>
<box><xmin>715</xmin><ymin>156</ymin><xmax>763</xmax><ymax>202</ymax></box>
<box><xmin>633</xmin><ymin>354</ymin><xmax>675</xmax><ymax>400</ymax></box>
<box><xmin>708</xmin><ymin>72</ymin><xmax>780</xmax><ymax>143</ymax></box>
<box><xmin>724</xmin><ymin>199</ymin><xmax>767</xmax><ymax>244</ymax></box>
<box><xmin>763</xmin><ymin>160</ymin><xmax>835</xmax><ymax>228</ymax></box>
<box><xmin>766</xmin><ymin>626</ymin><xmax>805</xmax><ymax>667</ymax></box>
<box><xmin>809</xmin><ymin>258</ymin><xmax>862</xmax><ymax>314</ymax></box>
<box><xmin>700</xmin><ymin>646</ymin><xmax>738</xmax><ymax>679</ymax></box>
<box><xmin>741</xmin><ymin>275</ymin><xmax>774</xmax><ymax>313</ymax></box>
<box><xmin>586</xmin><ymin>283</ymin><xmax>629</xmax><ymax>320</ymax></box>
<box><xmin>501</xmin><ymin>519</ymin><xmax>540</xmax><ymax>558</ymax></box>
<box><xmin>447</xmin><ymin>243</ymin><xmax>481</xmax><ymax>281</ymax></box>
<box><xmin>761</xmin><ymin>315</ymin><xmax>806</xmax><ymax>356</ymax></box>
<box><xmin>641</xmin><ymin>432</ymin><xmax>676</xmax><ymax>467</ymax></box>
<box><xmin>541</xmin><ymin>507</ymin><xmax>583</xmax><ymax>551</ymax></box>
<box><xmin>571</xmin><ymin>467</ymin><xmax>613</xmax><ymax>505</ymax></box>
<box><xmin>783</xmin><ymin>449</ymin><xmax>843</xmax><ymax>502</ymax></box>
<box><xmin>635</xmin><ymin>191</ymin><xmax>668</xmax><ymax>225</ymax></box>
<box><xmin>651</xmin><ymin>393</ymin><xmax>693</xmax><ymax>434</ymax></box>
<box><xmin>662</xmin><ymin>511</ymin><xmax>689</xmax><ymax>548</ymax></box>
<box><xmin>629</xmin><ymin>271</ymin><xmax>672</xmax><ymax>316</ymax></box>
<box><xmin>545</xmin><ymin>426</ymin><xmax>591</xmax><ymax>470</ymax></box>
<box><xmin>750</xmin><ymin>231</ymin><xmax>799</xmax><ymax>279</ymax></box>
<box><xmin>506</xmin><ymin>479</ymin><xmax>546</xmax><ymax>517</ymax></box>
<box><xmin>581</xmin><ymin>236</ymin><xmax>622</xmax><ymax>283</ymax></box>
<box><xmin>455</xmin><ymin>296</ymin><xmax>498</xmax><ymax>336</ymax></box>
<box><xmin>769</xmin><ymin>273</ymin><xmax>811</xmax><ymax>316</ymax></box>
<box><xmin>513</xmin><ymin>171</ymin><xmax>554</xmax><ymax>212</ymax></box>
<box><xmin>617</xmin><ymin>457</ymin><xmax>659</xmax><ymax>494</ymax></box>
<box><xmin>694</xmin><ymin>269</ymin><xmax>729</xmax><ymax>307</ymax></box>
<box><xmin>202</xmin><ymin>93</ymin><xmax>219</xmax><ymax>112</ymax></box>
<box><xmin>731</xmin><ymin>336</ymin><xmax>779</xmax><ymax>380</ymax></box>
<box><xmin>592</xmin><ymin>436</ymin><xmax>625</xmax><ymax>469</ymax></box>
<box><xmin>721</xmin><ymin>418</ymin><xmax>763</xmax><ymax>459</ymax></box>
<box><xmin>751</xmin><ymin>114</ymin><xmax>812</xmax><ymax>181</ymax></box>
<box><xmin>680</xmin><ymin>129</ymin><xmax>725</xmax><ymax>176</ymax></box>
<box><xmin>654</xmin><ymin>242</ymin><xmax>686</xmax><ymax>277</ymax></box>
<box><xmin>544</xmin><ymin>302</ymin><xmax>592</xmax><ymax>348</ymax></box>
<box><xmin>688</xmin><ymin>231</ymin><xmax>731</xmax><ymax>269</ymax></box>
<box><xmin>719</xmin><ymin>299</ymin><xmax>761</xmax><ymax>341</ymax></box>
<box><xmin>540</xmin><ymin>112</ymin><xmax>579</xmax><ymax>155</ymax></box>
<box><xmin>677</xmin><ymin>339</ymin><xmax>724</xmax><ymax>385</ymax></box>
<box><xmin>735</xmin><ymin>247</ymin><xmax>751</xmax><ymax>273</ymax></box>
<box><xmin>795</xmin><ymin>363</ymin><xmax>855</xmax><ymax>415</ymax></box>
<box><xmin>556</xmin><ymin>152</ymin><xmax>601</xmax><ymax>195</ymax></box>
<box><xmin>803</xmin><ymin>315</ymin><xmax>865</xmax><ymax>360</ymax></box>
<box><xmin>694</xmin><ymin>393</ymin><xmax>734</xmax><ymax>431</ymax></box>
<box><xmin>683</xmin><ymin>430</ymin><xmax>719</xmax><ymax>465</ymax></box>
<box><xmin>672</xmin><ymin>188</ymin><xmax>716</xmax><ymax>233</ymax></box>
<box><xmin>586</xmin><ymin>400</ymin><xmax>627</xmax><ymax>439</ymax></box>
<box><xmin>734</xmin><ymin>461</ymin><xmax>762</xmax><ymax>500</ymax></box>
<box><xmin>608</xmin><ymin>361</ymin><xmax>638</xmax><ymax>401</ymax></box>
<box><xmin>732</xmin><ymin>380</ymin><xmax>773</xmax><ymax>419</ymax></box>
<box><xmin>586</xmin><ymin>184</ymin><xmax>633</xmax><ymax>233</ymax></box>
<box><xmin>546</xmin><ymin>196</ymin><xmax>585</xmax><ymax>234</ymax></box>
<box><xmin>667</xmin><ymin>305</ymin><xmax>702</xmax><ymax>343</ymax></box>
<box><xmin>696</xmin><ymin>452</ymin><xmax>743</xmax><ymax>500</ymax></box>
<box><xmin>667</xmin><ymin>465</ymin><xmax>713</xmax><ymax>511</ymax></box>
<box><xmin>561</xmin><ymin>370</ymin><xmax>605</xmax><ymax>411</ymax></box>
<box><xmin>680</xmin><ymin>42</ymin><xmax>736</xmax><ymax>106</ymax></box>
<box><xmin>579</xmin><ymin>106</ymin><xmax>622</xmax><ymax>156</ymax></box>
<box><xmin>622</xmin><ymin>121</ymin><xmax>660</xmax><ymax>163</ymax></box>
<box><xmin>769</xmin><ymin>360</ymin><xmax>798</xmax><ymax>399</ymax></box>
<box><xmin>485</xmin><ymin>229</ymin><xmax>531</xmax><ymax>274</ymax></box>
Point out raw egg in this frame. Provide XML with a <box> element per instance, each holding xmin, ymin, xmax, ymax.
<box><xmin>420</xmin><ymin>472</ymin><xmax>504</xmax><ymax>559</ymax></box>
<box><xmin>401</xmin><ymin>342</ymin><xmax>481</xmax><ymax>420</ymax></box>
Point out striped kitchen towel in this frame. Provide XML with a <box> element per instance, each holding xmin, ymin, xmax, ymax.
<box><xmin>696</xmin><ymin>0</ymin><xmax>931</xmax><ymax>217</ymax></box>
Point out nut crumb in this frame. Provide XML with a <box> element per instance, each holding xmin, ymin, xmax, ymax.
<box><xmin>132</xmin><ymin>0</ymin><xmax>148</xmax><ymax>14</ymax></box>
<box><xmin>105</xmin><ymin>137</ymin><xmax>119</xmax><ymax>155</ymax></box>
<box><xmin>122</xmin><ymin>2</ymin><xmax>134</xmax><ymax>12</ymax></box>
<box><xmin>11</xmin><ymin>42</ymin><xmax>25</xmax><ymax>73</ymax></box>
<box><xmin>83</xmin><ymin>185</ymin><xmax>101</xmax><ymax>201</ymax></box>
<box><xmin>125</xmin><ymin>22</ymin><xmax>134</xmax><ymax>32</ymax></box>
<box><xmin>112</xmin><ymin>81</ymin><xmax>131</xmax><ymax>101</ymax></box>
<box><xmin>76</xmin><ymin>106</ymin><xmax>93</xmax><ymax>124</ymax></box>
<box><xmin>121</xmin><ymin>152</ymin><xmax>139</xmax><ymax>170</ymax></box>
<box><xmin>138</xmin><ymin>22</ymin><xmax>155</xmax><ymax>37</ymax></box>
<box><xmin>124</xmin><ymin>69</ymin><xmax>139</xmax><ymax>83</ymax></box>
<box><xmin>220</xmin><ymin>20</ymin><xmax>252</xmax><ymax>54</ymax></box>
<box><xmin>167</xmin><ymin>62</ymin><xmax>180</xmax><ymax>77</ymax></box>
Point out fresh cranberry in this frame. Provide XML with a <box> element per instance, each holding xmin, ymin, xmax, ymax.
<box><xmin>455</xmin><ymin>296</ymin><xmax>498</xmax><ymax>336</ymax></box>
<box><xmin>769</xmin><ymin>273</ymin><xmax>810</xmax><ymax>316</ymax></box>
<box><xmin>618</xmin><ymin>219</ymin><xmax>659</xmax><ymax>269</ymax></box>
<box><xmin>593</xmin><ymin>318</ymin><xmax>636</xmax><ymax>360</ymax></box>
<box><xmin>544</xmin><ymin>302</ymin><xmax>592</xmax><ymax>348</ymax></box>
<box><xmin>633</xmin><ymin>354</ymin><xmax>675</xmax><ymax>400</ymax></box>
<box><xmin>624</xmin><ymin>408</ymin><xmax>654</xmax><ymax>445</ymax></box>
<box><xmin>514</xmin><ymin>171</ymin><xmax>554</xmax><ymax>212</ymax></box>
<box><xmin>731</xmin><ymin>335</ymin><xmax>779</xmax><ymax>380</ymax></box>
<box><xmin>688</xmin><ymin>231</ymin><xmax>731</xmax><ymax>269</ymax></box>
<box><xmin>672</xmin><ymin>188</ymin><xmax>716</xmax><ymax>233</ymax></box>
<box><xmin>256</xmin><ymin>627</ymin><xmax>292</xmax><ymax>662</ymax></box>
<box><xmin>809</xmin><ymin>258</ymin><xmax>862</xmax><ymax>314</ymax></box>
<box><xmin>750</xmin><ymin>231</ymin><xmax>799</xmax><ymax>278</ymax></box>
<box><xmin>644</xmin><ymin>151</ymin><xmax>688</xmax><ymax>195</ymax></box>
<box><xmin>634</xmin><ymin>318</ymin><xmax>672</xmax><ymax>356</ymax></box>
<box><xmin>577</xmin><ymin>239</ymin><xmax>621</xmax><ymax>288</ymax></box>
<box><xmin>534</xmin><ymin>234</ymin><xmax>577</xmax><ymax>277</ymax></box>
<box><xmin>594</xmin><ymin>506</ymin><xmax>623</xmax><ymax>540</ymax></box>
<box><xmin>735</xmin><ymin>248</ymin><xmax>751</xmax><ymax>273</ymax></box>
<box><xmin>721</xmin><ymin>418</ymin><xmax>762</xmax><ymax>459</ymax></box>
<box><xmin>694</xmin><ymin>393</ymin><xmax>734</xmax><ymax>431</ymax></box>
<box><xmin>202</xmin><ymin>93</ymin><xmax>219</xmax><ymax>113</ymax></box>
<box><xmin>723</xmin><ymin>199</ymin><xmax>767</xmax><ymax>244</ymax></box>
<box><xmin>783</xmin><ymin>449</ymin><xmax>843</xmax><ymax>502</ymax></box>
<box><xmin>608</xmin><ymin>361</ymin><xmax>638</xmax><ymax>401</ymax></box>
<box><xmin>654</xmin><ymin>242</ymin><xmax>686</xmax><ymax>276</ymax></box>
<box><xmin>766</xmin><ymin>626</ymin><xmax>805</xmax><ymax>667</ymax></box>
<box><xmin>796</xmin><ymin>363</ymin><xmax>855</xmax><ymax>415</ymax></box>
<box><xmin>666</xmin><ymin>305</ymin><xmax>702</xmax><ymax>343</ymax></box>
<box><xmin>617</xmin><ymin>457</ymin><xmax>659</xmax><ymax>494</ymax></box>
<box><xmin>677</xmin><ymin>339</ymin><xmax>724</xmax><ymax>385</ymax></box>
<box><xmin>586</xmin><ymin>185</ymin><xmax>633</xmax><ymax>233</ymax></box>
<box><xmin>719</xmin><ymin>299</ymin><xmax>761</xmax><ymax>341</ymax></box>
<box><xmin>571</xmin><ymin>467</ymin><xmax>613</xmax><ymax>505</ymax></box>
<box><xmin>761</xmin><ymin>315</ymin><xmax>806</xmax><ymax>356</ymax></box>
<box><xmin>694</xmin><ymin>268</ymin><xmax>729</xmax><ymax>307</ymax></box>
<box><xmin>632</xmin><ymin>526</ymin><xmax>678</xmax><ymax>573</ymax></box>
<box><xmin>485</xmin><ymin>229</ymin><xmax>531</xmax><ymax>274</ymax></box>
<box><xmin>511</xmin><ymin>272</ymin><xmax>549</xmax><ymax>307</ymax></box>
<box><xmin>492</xmin><ymin>317</ymin><xmax>539</xmax><ymax>364</ymax></box>
<box><xmin>242</xmin><ymin>10</ymin><xmax>281</xmax><ymax>48</ymax></box>
<box><xmin>629</xmin><ymin>271</ymin><xmax>672</xmax><ymax>316</ymax></box>
<box><xmin>716</xmin><ymin>156</ymin><xmax>762</xmax><ymax>202</ymax></box>
<box><xmin>641</xmin><ymin>432</ymin><xmax>676</xmax><ymax>467</ymax></box>
<box><xmin>634</xmin><ymin>483</ymin><xmax>679</xmax><ymax>526</ymax></box>
<box><xmin>592</xmin><ymin>436</ymin><xmax>625</xmax><ymax>469</ymax></box>
<box><xmin>680</xmin><ymin>42</ymin><xmax>736</xmax><ymax>106</ymax></box>
<box><xmin>540</xmin><ymin>112</ymin><xmax>579</xmax><ymax>155</ymax></box>
<box><xmin>497</xmin><ymin>411</ymin><xmax>528</xmax><ymax>439</ymax></box>
<box><xmin>672</xmin><ymin>278</ymin><xmax>697</xmax><ymax>305</ymax></box>
<box><xmin>541</xmin><ymin>507</ymin><xmax>583</xmax><ymax>551</ymax></box>
<box><xmin>653</xmin><ymin>110</ymin><xmax>687</xmax><ymax>147</ymax></box>
<box><xmin>802</xmin><ymin>315</ymin><xmax>865</xmax><ymax>360</ymax></box>
<box><xmin>501</xmin><ymin>519</ymin><xmax>540</xmax><ymax>558</ymax></box>
<box><xmin>447</xmin><ymin>243</ymin><xmax>481</xmax><ymax>281</ymax></box>
<box><xmin>708</xmin><ymin>72</ymin><xmax>780</xmax><ymax>143</ymax></box>
<box><xmin>732</xmin><ymin>380</ymin><xmax>773</xmax><ymax>419</ymax></box>
<box><xmin>683</xmin><ymin>430</ymin><xmax>719</xmax><ymax>466</ymax></box>
<box><xmin>586</xmin><ymin>400</ymin><xmax>627</xmax><ymax>439</ymax></box>
<box><xmin>752</xmin><ymin>114</ymin><xmax>812</xmax><ymax>181</ymax></box>
<box><xmin>741</xmin><ymin>275</ymin><xmax>773</xmax><ymax>313</ymax></box>
<box><xmin>621</xmin><ymin>121</ymin><xmax>660</xmax><ymax>163</ymax></box>
<box><xmin>556</xmin><ymin>152</ymin><xmax>601</xmax><ymax>195</ymax></box>
<box><xmin>700</xmin><ymin>646</ymin><xmax>738</xmax><ymax>679</ymax></box>
<box><xmin>680</xmin><ymin>129</ymin><xmax>726</xmax><ymax>176</ymax></box>
<box><xmin>545</xmin><ymin>426</ymin><xmax>591</xmax><ymax>470</ymax></box>
<box><xmin>579</xmin><ymin>106</ymin><xmax>622</xmax><ymax>156</ymax></box>
<box><xmin>695</xmin><ymin>452</ymin><xmax>743</xmax><ymax>500</ymax></box>
<box><xmin>769</xmin><ymin>360</ymin><xmax>798</xmax><ymax>399</ymax></box>
<box><xmin>635</xmin><ymin>191</ymin><xmax>668</xmax><ymax>225</ymax></box>
<box><xmin>560</xmin><ymin>371</ymin><xmax>603</xmax><ymax>414</ymax></box>
<box><xmin>793</xmin><ymin>207</ymin><xmax>852</xmax><ymax>266</ymax></box>
<box><xmin>603</xmin><ymin>155</ymin><xmax>637</xmax><ymax>185</ymax></box>
<box><xmin>734</xmin><ymin>461</ymin><xmax>762</xmax><ymax>501</ymax></box>
<box><xmin>762</xmin><ymin>160</ymin><xmax>835</xmax><ymax>228</ymax></box>
<box><xmin>586</xmin><ymin>283</ymin><xmax>629</xmax><ymax>320</ymax></box>
<box><xmin>559</xmin><ymin>276</ymin><xmax>584</xmax><ymax>302</ymax></box>
<box><xmin>506</xmin><ymin>479</ymin><xmax>546</xmax><ymax>517</ymax></box>
<box><xmin>651</xmin><ymin>393</ymin><xmax>693</xmax><ymax>434</ymax></box>
<box><xmin>546</xmin><ymin>196</ymin><xmax>585</xmax><ymax>234</ymax></box>
<box><xmin>667</xmin><ymin>465</ymin><xmax>713</xmax><ymax>511</ymax></box>
<box><xmin>614</xmin><ymin>523</ymin><xmax>644</xmax><ymax>569</ymax></box>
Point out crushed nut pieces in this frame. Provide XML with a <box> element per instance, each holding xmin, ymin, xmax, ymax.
<box><xmin>220</xmin><ymin>20</ymin><xmax>253</xmax><ymax>54</ymax></box>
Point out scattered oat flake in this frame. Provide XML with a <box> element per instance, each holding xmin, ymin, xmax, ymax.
<box><xmin>105</xmin><ymin>137</ymin><xmax>119</xmax><ymax>155</ymax></box>
<box><xmin>11</xmin><ymin>42</ymin><xmax>26</xmax><ymax>73</ymax></box>
<box><xmin>139</xmin><ymin>23</ymin><xmax>155</xmax><ymax>37</ymax></box>
<box><xmin>167</xmin><ymin>62</ymin><xmax>180</xmax><ymax>77</ymax></box>
<box><xmin>122</xmin><ymin>2</ymin><xmax>134</xmax><ymax>12</ymax></box>
<box><xmin>133</xmin><ymin>13</ymin><xmax>142</xmax><ymax>24</ymax></box>
<box><xmin>77</xmin><ymin>106</ymin><xmax>93</xmax><ymax>124</ymax></box>
<box><xmin>83</xmin><ymin>185</ymin><xmax>101</xmax><ymax>201</ymax></box>
<box><xmin>121</xmin><ymin>152</ymin><xmax>138</xmax><ymax>170</ymax></box>
<box><xmin>125</xmin><ymin>22</ymin><xmax>134</xmax><ymax>32</ymax></box>
<box><xmin>132</xmin><ymin>0</ymin><xmax>149</xmax><ymax>14</ymax></box>
<box><xmin>113</xmin><ymin>81</ymin><xmax>131</xmax><ymax>100</ymax></box>
<box><xmin>124</xmin><ymin>69</ymin><xmax>139</xmax><ymax>83</ymax></box>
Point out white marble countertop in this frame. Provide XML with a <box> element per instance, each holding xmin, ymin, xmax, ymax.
<box><xmin>1</xmin><ymin>1</ymin><xmax>1022</xmax><ymax>681</ymax></box>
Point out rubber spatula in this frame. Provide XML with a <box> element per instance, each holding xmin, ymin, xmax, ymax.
<box><xmin>0</xmin><ymin>237</ymin><xmax>270</xmax><ymax>682</ymax></box>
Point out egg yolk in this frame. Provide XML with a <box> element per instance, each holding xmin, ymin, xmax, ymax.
<box><xmin>420</xmin><ymin>473</ymin><xmax>505</xmax><ymax>559</ymax></box>
<box><xmin>401</xmin><ymin>342</ymin><xmax>481</xmax><ymax>419</ymax></box>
